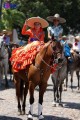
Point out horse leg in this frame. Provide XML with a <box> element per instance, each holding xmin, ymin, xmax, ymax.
<box><xmin>64</xmin><ymin>70</ymin><xmax>68</xmax><ymax>91</ymax></box>
<box><xmin>28</xmin><ymin>82</ymin><xmax>35</xmax><ymax>120</ymax></box>
<box><xmin>15</xmin><ymin>78</ymin><xmax>22</xmax><ymax>115</ymax></box>
<box><xmin>52</xmin><ymin>85</ymin><xmax>58</xmax><ymax>107</ymax></box>
<box><xmin>9</xmin><ymin>62</ymin><xmax>12</xmax><ymax>81</ymax></box>
<box><xmin>0</xmin><ymin>62</ymin><xmax>3</xmax><ymax>86</ymax></box>
<box><xmin>70</xmin><ymin>71</ymin><xmax>74</xmax><ymax>91</ymax></box>
<box><xmin>22</xmin><ymin>81</ymin><xmax>29</xmax><ymax>115</ymax></box>
<box><xmin>56</xmin><ymin>84</ymin><xmax>59</xmax><ymax>103</ymax></box>
<box><xmin>3</xmin><ymin>62</ymin><xmax>9</xmax><ymax>88</ymax></box>
<box><xmin>38</xmin><ymin>82</ymin><xmax>47</xmax><ymax>120</ymax></box>
<box><xmin>59</xmin><ymin>83</ymin><xmax>63</xmax><ymax>107</ymax></box>
<box><xmin>76</xmin><ymin>71</ymin><xmax>79</xmax><ymax>90</ymax></box>
<box><xmin>51</xmin><ymin>75</ymin><xmax>57</xmax><ymax>106</ymax></box>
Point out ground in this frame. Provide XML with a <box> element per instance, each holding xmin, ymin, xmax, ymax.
<box><xmin>0</xmin><ymin>73</ymin><xmax>80</xmax><ymax>120</ymax></box>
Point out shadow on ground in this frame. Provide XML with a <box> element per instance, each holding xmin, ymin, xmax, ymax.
<box><xmin>0</xmin><ymin>116</ymin><xmax>22</xmax><ymax>120</ymax></box>
<box><xmin>63</xmin><ymin>101</ymin><xmax>80</xmax><ymax>110</ymax></box>
<box><xmin>44</xmin><ymin>115</ymin><xmax>72</xmax><ymax>120</ymax></box>
<box><xmin>27</xmin><ymin>114</ymin><xmax>72</xmax><ymax>120</ymax></box>
<box><xmin>0</xmin><ymin>80</ymin><xmax>15</xmax><ymax>91</ymax></box>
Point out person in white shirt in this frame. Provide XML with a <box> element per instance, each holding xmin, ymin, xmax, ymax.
<box><xmin>0</xmin><ymin>33</ymin><xmax>5</xmax><ymax>43</ymax></box>
<box><xmin>71</xmin><ymin>35</ymin><xmax>80</xmax><ymax>54</ymax></box>
<box><xmin>47</xmin><ymin>13</ymin><xmax>66</xmax><ymax>40</ymax></box>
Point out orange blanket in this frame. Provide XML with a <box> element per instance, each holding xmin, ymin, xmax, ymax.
<box><xmin>10</xmin><ymin>41</ymin><xmax>44</xmax><ymax>72</ymax></box>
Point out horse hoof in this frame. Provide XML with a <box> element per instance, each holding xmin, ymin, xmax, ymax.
<box><xmin>52</xmin><ymin>102</ymin><xmax>57</xmax><ymax>107</ymax></box>
<box><xmin>27</xmin><ymin>114</ymin><xmax>33</xmax><ymax>120</ymax></box>
<box><xmin>22</xmin><ymin>110</ymin><xmax>25</xmax><ymax>115</ymax></box>
<box><xmin>38</xmin><ymin>115</ymin><xmax>44</xmax><ymax>120</ymax></box>
<box><xmin>59</xmin><ymin>103</ymin><xmax>63</xmax><ymax>107</ymax></box>
<box><xmin>63</xmin><ymin>88</ymin><xmax>67</xmax><ymax>91</ymax></box>
<box><xmin>76</xmin><ymin>87</ymin><xmax>79</xmax><ymax>90</ymax></box>
<box><xmin>18</xmin><ymin>109</ymin><xmax>22</xmax><ymax>115</ymax></box>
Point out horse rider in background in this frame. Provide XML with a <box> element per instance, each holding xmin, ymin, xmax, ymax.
<box><xmin>47</xmin><ymin>13</ymin><xmax>66</xmax><ymax>41</ymax></box>
<box><xmin>71</xmin><ymin>35</ymin><xmax>80</xmax><ymax>54</ymax></box>
<box><xmin>46</xmin><ymin>14</ymin><xmax>72</xmax><ymax>62</ymax></box>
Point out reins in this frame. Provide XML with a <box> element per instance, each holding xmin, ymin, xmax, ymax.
<box><xmin>35</xmin><ymin>41</ymin><xmax>64</xmax><ymax>72</ymax></box>
<box><xmin>39</xmin><ymin>54</ymin><xmax>66</xmax><ymax>71</ymax></box>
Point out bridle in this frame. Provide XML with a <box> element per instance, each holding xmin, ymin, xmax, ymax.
<box><xmin>35</xmin><ymin>41</ymin><xmax>63</xmax><ymax>72</ymax></box>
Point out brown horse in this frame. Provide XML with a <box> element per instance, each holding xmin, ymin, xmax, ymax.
<box><xmin>13</xmin><ymin>40</ymin><xmax>63</xmax><ymax>120</ymax></box>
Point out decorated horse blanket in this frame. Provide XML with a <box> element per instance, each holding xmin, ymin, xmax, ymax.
<box><xmin>10</xmin><ymin>41</ymin><xmax>44</xmax><ymax>72</ymax></box>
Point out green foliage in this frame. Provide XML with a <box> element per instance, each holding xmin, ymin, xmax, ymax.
<box><xmin>0</xmin><ymin>1</ymin><xmax>26</xmax><ymax>31</ymax></box>
<box><xmin>1</xmin><ymin>0</ymin><xmax>80</xmax><ymax>33</ymax></box>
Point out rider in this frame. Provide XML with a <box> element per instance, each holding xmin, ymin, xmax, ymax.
<box><xmin>47</xmin><ymin>14</ymin><xmax>73</xmax><ymax>62</ymax></box>
<box><xmin>71</xmin><ymin>35</ymin><xmax>80</xmax><ymax>54</ymax></box>
<box><xmin>47</xmin><ymin>13</ymin><xmax>66</xmax><ymax>41</ymax></box>
<box><xmin>22</xmin><ymin>16</ymin><xmax>49</xmax><ymax>43</ymax></box>
<box><xmin>10</xmin><ymin>17</ymin><xmax>49</xmax><ymax>72</ymax></box>
<box><xmin>61</xmin><ymin>35</ymin><xmax>72</xmax><ymax>62</ymax></box>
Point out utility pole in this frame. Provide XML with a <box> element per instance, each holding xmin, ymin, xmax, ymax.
<box><xmin>0</xmin><ymin>0</ymin><xmax>3</xmax><ymax>19</ymax></box>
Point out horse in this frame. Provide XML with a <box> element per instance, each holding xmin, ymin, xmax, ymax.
<box><xmin>64</xmin><ymin>51</ymin><xmax>80</xmax><ymax>91</ymax></box>
<box><xmin>0</xmin><ymin>39</ymin><xmax>9</xmax><ymax>88</ymax></box>
<box><xmin>51</xmin><ymin>55</ymin><xmax>67</xmax><ymax>107</ymax></box>
<box><xmin>12</xmin><ymin>40</ymin><xmax>63</xmax><ymax>120</ymax></box>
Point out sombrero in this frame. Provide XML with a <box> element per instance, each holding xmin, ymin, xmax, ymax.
<box><xmin>2</xmin><ymin>29</ymin><xmax>12</xmax><ymax>35</ymax></box>
<box><xmin>75</xmin><ymin>35</ymin><xmax>80</xmax><ymax>41</ymax></box>
<box><xmin>47</xmin><ymin>13</ymin><xmax>66</xmax><ymax>23</ymax></box>
<box><xmin>62</xmin><ymin>35</ymin><xmax>67</xmax><ymax>38</ymax></box>
<box><xmin>26</xmin><ymin>16</ymin><xmax>49</xmax><ymax>28</ymax></box>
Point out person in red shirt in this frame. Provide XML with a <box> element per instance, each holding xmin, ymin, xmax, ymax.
<box><xmin>10</xmin><ymin>17</ymin><xmax>49</xmax><ymax>72</ymax></box>
<box><xmin>21</xmin><ymin>16</ymin><xmax>49</xmax><ymax>43</ymax></box>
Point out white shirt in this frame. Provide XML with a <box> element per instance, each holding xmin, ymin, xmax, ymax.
<box><xmin>47</xmin><ymin>25</ymin><xmax>63</xmax><ymax>39</ymax></box>
<box><xmin>72</xmin><ymin>41</ymin><xmax>80</xmax><ymax>52</ymax></box>
<box><xmin>0</xmin><ymin>35</ymin><xmax>4</xmax><ymax>42</ymax></box>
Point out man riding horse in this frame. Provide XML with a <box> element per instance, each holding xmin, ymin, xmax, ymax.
<box><xmin>46</xmin><ymin>14</ymin><xmax>68</xmax><ymax>106</ymax></box>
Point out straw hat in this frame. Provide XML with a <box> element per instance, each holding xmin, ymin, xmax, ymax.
<box><xmin>26</xmin><ymin>16</ymin><xmax>49</xmax><ymax>28</ymax></box>
<box><xmin>75</xmin><ymin>35</ymin><xmax>80</xmax><ymax>41</ymax></box>
<box><xmin>2</xmin><ymin>29</ymin><xmax>12</xmax><ymax>35</ymax></box>
<box><xmin>47</xmin><ymin>13</ymin><xmax>66</xmax><ymax>23</ymax></box>
<box><xmin>62</xmin><ymin>35</ymin><xmax>67</xmax><ymax>38</ymax></box>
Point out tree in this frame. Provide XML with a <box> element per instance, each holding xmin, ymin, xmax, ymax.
<box><xmin>0</xmin><ymin>0</ymin><xmax>26</xmax><ymax>31</ymax></box>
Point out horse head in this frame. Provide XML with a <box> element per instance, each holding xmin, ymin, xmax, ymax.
<box><xmin>46</xmin><ymin>40</ymin><xmax>63</xmax><ymax>65</ymax></box>
<box><xmin>35</xmin><ymin>40</ymin><xmax>64</xmax><ymax>71</ymax></box>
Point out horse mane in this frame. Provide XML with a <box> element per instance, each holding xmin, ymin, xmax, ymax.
<box><xmin>38</xmin><ymin>41</ymin><xmax>52</xmax><ymax>56</ymax></box>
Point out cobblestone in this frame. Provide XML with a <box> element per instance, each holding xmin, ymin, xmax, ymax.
<box><xmin>0</xmin><ymin>73</ymin><xmax>80</xmax><ymax>120</ymax></box>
